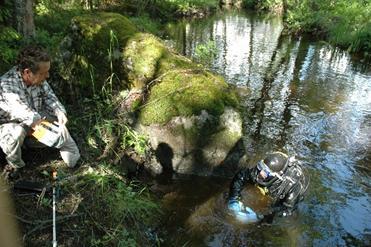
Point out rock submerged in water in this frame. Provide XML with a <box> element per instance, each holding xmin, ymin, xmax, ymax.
<box><xmin>138</xmin><ymin>107</ymin><xmax>243</xmax><ymax>177</ymax></box>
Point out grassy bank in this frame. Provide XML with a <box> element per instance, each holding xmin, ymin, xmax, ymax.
<box><xmin>0</xmin><ymin>1</ymin><xmax>165</xmax><ymax>245</ymax></box>
<box><xmin>242</xmin><ymin>0</ymin><xmax>371</xmax><ymax>57</ymax></box>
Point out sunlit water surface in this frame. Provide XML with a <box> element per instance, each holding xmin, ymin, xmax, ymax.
<box><xmin>154</xmin><ymin>10</ymin><xmax>371</xmax><ymax>246</ymax></box>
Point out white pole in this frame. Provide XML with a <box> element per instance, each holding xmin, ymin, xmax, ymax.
<box><xmin>52</xmin><ymin>173</ymin><xmax>57</xmax><ymax>247</ymax></box>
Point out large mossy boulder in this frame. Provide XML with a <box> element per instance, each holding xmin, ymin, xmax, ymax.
<box><xmin>60</xmin><ymin>12</ymin><xmax>138</xmax><ymax>95</ymax></box>
<box><xmin>124</xmin><ymin>33</ymin><xmax>244</xmax><ymax>176</ymax></box>
<box><xmin>122</xmin><ymin>32</ymin><xmax>196</xmax><ymax>89</ymax></box>
<box><xmin>62</xmin><ymin>12</ymin><xmax>245</xmax><ymax>176</ymax></box>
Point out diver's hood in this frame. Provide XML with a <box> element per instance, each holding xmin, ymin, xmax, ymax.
<box><xmin>255</xmin><ymin>157</ymin><xmax>292</xmax><ymax>186</ymax></box>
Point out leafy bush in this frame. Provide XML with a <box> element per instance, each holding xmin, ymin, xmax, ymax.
<box><xmin>194</xmin><ymin>40</ymin><xmax>217</xmax><ymax>66</ymax></box>
<box><xmin>244</xmin><ymin>0</ymin><xmax>371</xmax><ymax>56</ymax></box>
<box><xmin>0</xmin><ymin>27</ymin><xmax>21</xmax><ymax>73</ymax></box>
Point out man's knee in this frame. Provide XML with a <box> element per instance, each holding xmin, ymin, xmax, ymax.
<box><xmin>0</xmin><ymin>124</ymin><xmax>27</xmax><ymax>168</ymax></box>
<box><xmin>0</xmin><ymin>124</ymin><xmax>27</xmax><ymax>153</ymax></box>
<box><xmin>59</xmin><ymin>132</ymin><xmax>80</xmax><ymax>167</ymax></box>
<box><xmin>61</xmin><ymin>150</ymin><xmax>80</xmax><ymax>168</ymax></box>
<box><xmin>13</xmin><ymin>125</ymin><xmax>27</xmax><ymax>142</ymax></box>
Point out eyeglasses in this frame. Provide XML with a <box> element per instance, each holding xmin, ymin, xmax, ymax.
<box><xmin>257</xmin><ymin>160</ymin><xmax>273</xmax><ymax>178</ymax></box>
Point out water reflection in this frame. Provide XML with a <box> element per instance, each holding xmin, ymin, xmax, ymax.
<box><xmin>161</xmin><ymin>10</ymin><xmax>371</xmax><ymax>246</ymax></box>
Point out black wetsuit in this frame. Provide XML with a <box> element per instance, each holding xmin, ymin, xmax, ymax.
<box><xmin>228</xmin><ymin>162</ymin><xmax>309</xmax><ymax>217</ymax></box>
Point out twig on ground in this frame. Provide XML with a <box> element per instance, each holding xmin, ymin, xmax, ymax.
<box><xmin>22</xmin><ymin>214</ymin><xmax>81</xmax><ymax>241</ymax></box>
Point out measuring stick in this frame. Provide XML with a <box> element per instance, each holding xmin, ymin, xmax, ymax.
<box><xmin>52</xmin><ymin>171</ymin><xmax>58</xmax><ymax>247</ymax></box>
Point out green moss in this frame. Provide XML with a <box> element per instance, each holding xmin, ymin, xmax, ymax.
<box><xmin>123</xmin><ymin>32</ymin><xmax>198</xmax><ymax>89</ymax></box>
<box><xmin>121</xmin><ymin>24</ymin><xmax>231</xmax><ymax>123</ymax></box>
<box><xmin>171</xmin><ymin>124</ymin><xmax>200</xmax><ymax>146</ymax></box>
<box><xmin>139</xmin><ymin>70</ymin><xmax>239</xmax><ymax>125</ymax></box>
<box><xmin>74</xmin><ymin>12</ymin><xmax>138</xmax><ymax>45</ymax></box>
<box><xmin>208</xmin><ymin>128</ymin><xmax>241</xmax><ymax>149</ymax></box>
<box><xmin>67</xmin><ymin>12</ymin><xmax>138</xmax><ymax>93</ymax></box>
<box><xmin>123</xmin><ymin>33</ymin><xmax>166</xmax><ymax>88</ymax></box>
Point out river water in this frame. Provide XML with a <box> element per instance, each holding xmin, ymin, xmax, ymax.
<box><xmin>155</xmin><ymin>10</ymin><xmax>371</xmax><ymax>246</ymax></box>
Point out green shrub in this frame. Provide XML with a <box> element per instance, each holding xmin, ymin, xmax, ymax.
<box><xmin>194</xmin><ymin>40</ymin><xmax>217</xmax><ymax>66</ymax></box>
<box><xmin>0</xmin><ymin>27</ymin><xmax>21</xmax><ymax>73</ymax></box>
<box><xmin>70</xmin><ymin>163</ymin><xmax>161</xmax><ymax>246</ymax></box>
<box><xmin>247</xmin><ymin>0</ymin><xmax>371</xmax><ymax>55</ymax></box>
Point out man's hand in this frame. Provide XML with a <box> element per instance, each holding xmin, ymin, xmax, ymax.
<box><xmin>227</xmin><ymin>199</ymin><xmax>244</xmax><ymax>212</ymax></box>
<box><xmin>227</xmin><ymin>199</ymin><xmax>261</xmax><ymax>223</ymax></box>
<box><xmin>55</xmin><ymin>109</ymin><xmax>68</xmax><ymax>125</ymax></box>
<box><xmin>30</xmin><ymin>118</ymin><xmax>44</xmax><ymax>130</ymax></box>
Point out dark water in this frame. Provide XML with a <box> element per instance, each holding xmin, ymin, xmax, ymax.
<box><xmin>156</xmin><ymin>10</ymin><xmax>371</xmax><ymax>246</ymax></box>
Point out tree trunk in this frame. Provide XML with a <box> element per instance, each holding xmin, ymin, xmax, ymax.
<box><xmin>14</xmin><ymin>0</ymin><xmax>35</xmax><ymax>37</ymax></box>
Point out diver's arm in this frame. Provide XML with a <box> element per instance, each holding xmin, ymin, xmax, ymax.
<box><xmin>227</xmin><ymin>168</ymin><xmax>262</xmax><ymax>223</ymax></box>
<box><xmin>258</xmin><ymin>204</ymin><xmax>287</xmax><ymax>224</ymax></box>
<box><xmin>258</xmin><ymin>185</ymin><xmax>301</xmax><ymax>224</ymax></box>
<box><xmin>280</xmin><ymin>189</ymin><xmax>300</xmax><ymax>216</ymax></box>
<box><xmin>228</xmin><ymin>168</ymin><xmax>253</xmax><ymax>200</ymax></box>
<box><xmin>268</xmin><ymin>187</ymin><xmax>300</xmax><ymax>218</ymax></box>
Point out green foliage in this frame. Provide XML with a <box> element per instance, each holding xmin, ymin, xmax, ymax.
<box><xmin>0</xmin><ymin>0</ymin><xmax>12</xmax><ymax>23</ymax></box>
<box><xmin>287</xmin><ymin>0</ymin><xmax>371</xmax><ymax>55</ymax></box>
<box><xmin>121</xmin><ymin>125</ymin><xmax>149</xmax><ymax>155</ymax></box>
<box><xmin>71</xmin><ymin>163</ymin><xmax>161</xmax><ymax>246</ymax></box>
<box><xmin>122</xmin><ymin>0</ymin><xmax>218</xmax><ymax>19</ymax></box>
<box><xmin>245</xmin><ymin>0</ymin><xmax>371</xmax><ymax>56</ymax></box>
<box><xmin>85</xmin><ymin>112</ymin><xmax>150</xmax><ymax>158</ymax></box>
<box><xmin>194</xmin><ymin>40</ymin><xmax>217</xmax><ymax>66</ymax></box>
<box><xmin>0</xmin><ymin>0</ymin><xmax>18</xmax><ymax>70</ymax></box>
<box><xmin>129</xmin><ymin>14</ymin><xmax>162</xmax><ymax>35</ymax></box>
<box><xmin>169</xmin><ymin>0</ymin><xmax>218</xmax><ymax>15</ymax></box>
<box><xmin>242</xmin><ymin>0</ymin><xmax>259</xmax><ymax>9</ymax></box>
<box><xmin>0</xmin><ymin>27</ymin><xmax>21</xmax><ymax>67</ymax></box>
<box><xmin>242</xmin><ymin>0</ymin><xmax>282</xmax><ymax>12</ymax></box>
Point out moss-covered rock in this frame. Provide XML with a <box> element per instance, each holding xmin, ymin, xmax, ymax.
<box><xmin>122</xmin><ymin>32</ymin><xmax>196</xmax><ymax>89</ymax></box>
<box><xmin>123</xmin><ymin>30</ymin><xmax>240</xmax><ymax>126</ymax></box>
<box><xmin>139</xmin><ymin>69</ymin><xmax>239</xmax><ymax>125</ymax></box>
<box><xmin>138</xmin><ymin>107</ymin><xmax>243</xmax><ymax>176</ymax></box>
<box><xmin>60</xmin><ymin>12</ymin><xmax>138</xmax><ymax>95</ymax></box>
<box><xmin>60</xmin><ymin>11</ymin><xmax>245</xmax><ymax>176</ymax></box>
<box><xmin>122</xmin><ymin>33</ymin><xmax>166</xmax><ymax>89</ymax></box>
<box><xmin>120</xmin><ymin>18</ymin><xmax>243</xmax><ymax>176</ymax></box>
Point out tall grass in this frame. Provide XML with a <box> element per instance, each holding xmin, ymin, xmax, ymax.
<box><xmin>64</xmin><ymin>162</ymin><xmax>161</xmax><ymax>246</ymax></box>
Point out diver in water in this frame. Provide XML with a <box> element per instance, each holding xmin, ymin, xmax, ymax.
<box><xmin>227</xmin><ymin>151</ymin><xmax>309</xmax><ymax>223</ymax></box>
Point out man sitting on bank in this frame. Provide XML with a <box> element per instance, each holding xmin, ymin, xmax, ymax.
<box><xmin>0</xmin><ymin>45</ymin><xmax>80</xmax><ymax>179</ymax></box>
